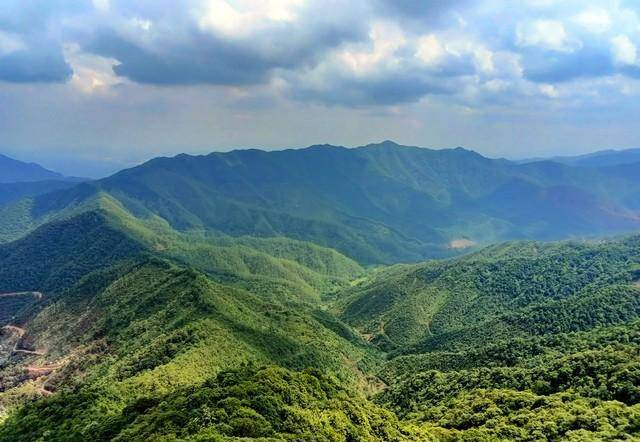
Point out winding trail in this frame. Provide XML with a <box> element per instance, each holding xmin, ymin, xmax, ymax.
<box><xmin>1</xmin><ymin>322</ymin><xmax>60</xmax><ymax>397</ymax></box>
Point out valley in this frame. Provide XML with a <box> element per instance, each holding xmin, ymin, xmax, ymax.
<box><xmin>0</xmin><ymin>143</ymin><xmax>639</xmax><ymax>440</ymax></box>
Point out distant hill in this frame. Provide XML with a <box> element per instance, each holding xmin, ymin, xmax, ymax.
<box><xmin>0</xmin><ymin>154</ymin><xmax>68</xmax><ymax>183</ymax></box>
<box><xmin>0</xmin><ymin>154</ymin><xmax>85</xmax><ymax>207</ymax></box>
<box><xmin>1</xmin><ymin>141</ymin><xmax>639</xmax><ymax>264</ymax></box>
<box><xmin>523</xmin><ymin>147</ymin><xmax>640</xmax><ymax>168</ymax></box>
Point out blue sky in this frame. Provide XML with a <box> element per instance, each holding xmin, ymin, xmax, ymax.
<box><xmin>2</xmin><ymin>0</ymin><xmax>640</xmax><ymax>176</ymax></box>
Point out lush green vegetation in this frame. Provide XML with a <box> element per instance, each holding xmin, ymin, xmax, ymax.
<box><xmin>0</xmin><ymin>365</ymin><xmax>408</xmax><ymax>442</ymax></box>
<box><xmin>334</xmin><ymin>237</ymin><xmax>640</xmax><ymax>351</ymax></box>
<box><xmin>333</xmin><ymin>236</ymin><xmax>640</xmax><ymax>440</ymax></box>
<box><xmin>0</xmin><ymin>180</ymin><xmax>78</xmax><ymax>209</ymax></box>
<box><xmin>376</xmin><ymin>322</ymin><xmax>640</xmax><ymax>440</ymax></box>
<box><xmin>2</xmin><ymin>144</ymin><xmax>640</xmax><ymax>440</ymax></box>
<box><xmin>3</xmin><ymin>142</ymin><xmax>640</xmax><ymax>263</ymax></box>
<box><xmin>0</xmin><ymin>230</ymin><xmax>384</xmax><ymax>439</ymax></box>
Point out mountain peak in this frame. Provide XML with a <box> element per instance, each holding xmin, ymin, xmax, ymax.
<box><xmin>364</xmin><ymin>140</ymin><xmax>401</xmax><ymax>149</ymax></box>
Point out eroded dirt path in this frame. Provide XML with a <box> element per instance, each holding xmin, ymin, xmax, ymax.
<box><xmin>2</xmin><ymin>325</ymin><xmax>46</xmax><ymax>355</ymax></box>
<box><xmin>26</xmin><ymin>364</ymin><xmax>61</xmax><ymax>375</ymax></box>
<box><xmin>2</xmin><ymin>325</ymin><xmax>25</xmax><ymax>338</ymax></box>
<box><xmin>0</xmin><ymin>319</ymin><xmax>66</xmax><ymax>403</ymax></box>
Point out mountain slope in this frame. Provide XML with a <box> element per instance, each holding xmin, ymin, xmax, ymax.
<box><xmin>0</xmin><ymin>180</ymin><xmax>82</xmax><ymax>209</ymax></box>
<box><xmin>0</xmin><ymin>255</ymin><xmax>390</xmax><ymax>440</ymax></box>
<box><xmin>2</xmin><ymin>142</ymin><xmax>640</xmax><ymax>265</ymax></box>
<box><xmin>1</xmin><ymin>177</ymin><xmax>640</xmax><ymax>439</ymax></box>
<box><xmin>0</xmin><ymin>154</ymin><xmax>66</xmax><ymax>183</ymax></box>
<box><xmin>333</xmin><ymin>236</ymin><xmax>640</xmax><ymax>352</ymax></box>
<box><xmin>330</xmin><ymin>236</ymin><xmax>640</xmax><ymax>440</ymax></box>
<box><xmin>0</xmin><ymin>203</ymin><xmax>391</xmax><ymax>439</ymax></box>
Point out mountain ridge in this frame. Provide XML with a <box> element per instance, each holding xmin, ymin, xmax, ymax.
<box><xmin>0</xmin><ymin>154</ymin><xmax>70</xmax><ymax>183</ymax></box>
<box><xmin>2</xmin><ymin>141</ymin><xmax>639</xmax><ymax>265</ymax></box>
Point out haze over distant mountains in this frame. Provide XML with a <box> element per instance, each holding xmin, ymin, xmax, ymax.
<box><xmin>0</xmin><ymin>154</ymin><xmax>84</xmax><ymax>208</ymax></box>
<box><xmin>521</xmin><ymin>148</ymin><xmax>640</xmax><ymax>168</ymax></box>
<box><xmin>2</xmin><ymin>141</ymin><xmax>640</xmax><ymax>263</ymax></box>
<box><xmin>0</xmin><ymin>154</ymin><xmax>67</xmax><ymax>183</ymax></box>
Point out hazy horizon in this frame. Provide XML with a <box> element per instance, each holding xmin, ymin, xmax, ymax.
<box><xmin>3</xmin><ymin>0</ymin><xmax>640</xmax><ymax>176</ymax></box>
<box><xmin>4</xmin><ymin>140</ymin><xmax>640</xmax><ymax>179</ymax></box>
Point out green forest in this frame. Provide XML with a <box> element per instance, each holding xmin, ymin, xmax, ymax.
<box><xmin>1</xmin><ymin>143</ymin><xmax>640</xmax><ymax>441</ymax></box>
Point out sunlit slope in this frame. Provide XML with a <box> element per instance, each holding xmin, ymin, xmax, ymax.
<box><xmin>0</xmin><ymin>256</ymin><xmax>388</xmax><ymax>440</ymax></box>
<box><xmin>0</xmin><ymin>204</ymin><xmax>387</xmax><ymax>440</ymax></box>
<box><xmin>334</xmin><ymin>236</ymin><xmax>640</xmax><ymax>352</ymax></box>
<box><xmin>0</xmin><ymin>193</ymin><xmax>363</xmax><ymax>308</ymax></box>
<box><xmin>332</xmin><ymin>237</ymin><xmax>640</xmax><ymax>440</ymax></box>
<box><xmin>2</xmin><ymin>197</ymin><xmax>640</xmax><ymax>439</ymax></box>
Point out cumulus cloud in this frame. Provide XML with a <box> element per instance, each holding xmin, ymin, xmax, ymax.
<box><xmin>3</xmin><ymin>0</ymin><xmax>640</xmax><ymax>104</ymax></box>
<box><xmin>80</xmin><ymin>0</ymin><xmax>370</xmax><ymax>86</ymax></box>
<box><xmin>0</xmin><ymin>0</ymin><xmax>91</xmax><ymax>82</ymax></box>
<box><xmin>573</xmin><ymin>8</ymin><xmax>612</xmax><ymax>33</ymax></box>
<box><xmin>4</xmin><ymin>0</ymin><xmax>640</xmax><ymax>171</ymax></box>
<box><xmin>516</xmin><ymin>20</ymin><xmax>580</xmax><ymax>53</ymax></box>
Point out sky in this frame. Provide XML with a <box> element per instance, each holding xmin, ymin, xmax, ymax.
<box><xmin>2</xmin><ymin>0</ymin><xmax>640</xmax><ymax>177</ymax></box>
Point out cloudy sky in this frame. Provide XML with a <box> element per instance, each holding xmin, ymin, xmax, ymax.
<box><xmin>2</xmin><ymin>0</ymin><xmax>640</xmax><ymax>176</ymax></box>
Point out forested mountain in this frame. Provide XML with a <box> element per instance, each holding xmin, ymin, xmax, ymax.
<box><xmin>331</xmin><ymin>236</ymin><xmax>640</xmax><ymax>440</ymax></box>
<box><xmin>0</xmin><ymin>205</ymin><xmax>389</xmax><ymax>440</ymax></box>
<box><xmin>0</xmin><ymin>154</ymin><xmax>66</xmax><ymax>183</ymax></box>
<box><xmin>1</xmin><ymin>203</ymin><xmax>639</xmax><ymax>440</ymax></box>
<box><xmin>0</xmin><ymin>144</ymin><xmax>640</xmax><ymax>440</ymax></box>
<box><xmin>2</xmin><ymin>141</ymin><xmax>640</xmax><ymax>264</ymax></box>
<box><xmin>0</xmin><ymin>153</ymin><xmax>85</xmax><ymax>210</ymax></box>
<box><xmin>333</xmin><ymin>237</ymin><xmax>640</xmax><ymax>352</ymax></box>
<box><xmin>0</xmin><ymin>180</ymin><xmax>81</xmax><ymax>209</ymax></box>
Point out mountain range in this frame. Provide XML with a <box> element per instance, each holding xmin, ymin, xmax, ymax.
<box><xmin>523</xmin><ymin>147</ymin><xmax>640</xmax><ymax>168</ymax></box>
<box><xmin>0</xmin><ymin>154</ymin><xmax>83</xmax><ymax>209</ymax></box>
<box><xmin>0</xmin><ymin>154</ymin><xmax>69</xmax><ymax>183</ymax></box>
<box><xmin>2</xmin><ymin>141</ymin><xmax>640</xmax><ymax>264</ymax></box>
<box><xmin>0</xmin><ymin>143</ymin><xmax>639</xmax><ymax>440</ymax></box>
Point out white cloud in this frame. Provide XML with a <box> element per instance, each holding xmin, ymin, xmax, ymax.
<box><xmin>195</xmin><ymin>0</ymin><xmax>305</xmax><ymax>37</ymax></box>
<box><xmin>92</xmin><ymin>0</ymin><xmax>110</xmax><ymax>13</ymax></box>
<box><xmin>415</xmin><ymin>34</ymin><xmax>445</xmax><ymax>65</ymax></box>
<box><xmin>339</xmin><ymin>21</ymin><xmax>406</xmax><ymax>74</ymax></box>
<box><xmin>611</xmin><ymin>35</ymin><xmax>637</xmax><ymax>65</ymax></box>
<box><xmin>539</xmin><ymin>83</ymin><xmax>559</xmax><ymax>98</ymax></box>
<box><xmin>516</xmin><ymin>20</ymin><xmax>580</xmax><ymax>53</ymax></box>
<box><xmin>63</xmin><ymin>43</ymin><xmax>122</xmax><ymax>94</ymax></box>
<box><xmin>473</xmin><ymin>46</ymin><xmax>494</xmax><ymax>73</ymax></box>
<box><xmin>573</xmin><ymin>8</ymin><xmax>611</xmax><ymax>33</ymax></box>
<box><xmin>130</xmin><ymin>17</ymin><xmax>152</xmax><ymax>31</ymax></box>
